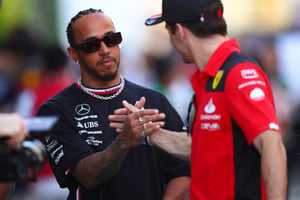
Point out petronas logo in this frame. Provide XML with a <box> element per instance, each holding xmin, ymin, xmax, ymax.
<box><xmin>212</xmin><ymin>70</ymin><xmax>224</xmax><ymax>90</ymax></box>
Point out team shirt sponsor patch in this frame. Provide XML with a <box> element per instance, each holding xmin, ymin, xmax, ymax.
<box><xmin>250</xmin><ymin>87</ymin><xmax>265</xmax><ymax>101</ymax></box>
<box><xmin>200</xmin><ymin>98</ymin><xmax>221</xmax><ymax>131</ymax></box>
<box><xmin>44</xmin><ymin>136</ymin><xmax>65</xmax><ymax>165</ymax></box>
<box><xmin>201</xmin><ymin>122</ymin><xmax>221</xmax><ymax>131</ymax></box>
<box><xmin>238</xmin><ymin>80</ymin><xmax>266</xmax><ymax>90</ymax></box>
<box><xmin>269</xmin><ymin>122</ymin><xmax>279</xmax><ymax>131</ymax></box>
<box><xmin>204</xmin><ymin>98</ymin><xmax>216</xmax><ymax>114</ymax></box>
<box><xmin>241</xmin><ymin>69</ymin><xmax>259</xmax><ymax>79</ymax></box>
<box><xmin>74</xmin><ymin>103</ymin><xmax>103</xmax><ymax>147</ymax></box>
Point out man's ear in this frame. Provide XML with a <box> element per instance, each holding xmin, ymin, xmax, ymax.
<box><xmin>175</xmin><ymin>23</ymin><xmax>187</xmax><ymax>41</ymax></box>
<box><xmin>67</xmin><ymin>47</ymin><xmax>79</xmax><ymax>63</ymax></box>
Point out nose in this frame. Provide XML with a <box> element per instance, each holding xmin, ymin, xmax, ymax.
<box><xmin>98</xmin><ymin>41</ymin><xmax>110</xmax><ymax>55</ymax></box>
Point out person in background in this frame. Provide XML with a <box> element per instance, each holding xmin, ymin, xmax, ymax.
<box><xmin>13</xmin><ymin>44</ymin><xmax>73</xmax><ymax>200</ymax></box>
<box><xmin>37</xmin><ymin>8</ymin><xmax>190</xmax><ymax>200</ymax></box>
<box><xmin>0</xmin><ymin>113</ymin><xmax>28</xmax><ymax>145</ymax></box>
<box><xmin>109</xmin><ymin>0</ymin><xmax>287</xmax><ymax>199</ymax></box>
<box><xmin>0</xmin><ymin>113</ymin><xmax>28</xmax><ymax>200</ymax></box>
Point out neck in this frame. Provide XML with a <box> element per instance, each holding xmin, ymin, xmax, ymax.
<box><xmin>80</xmin><ymin>73</ymin><xmax>121</xmax><ymax>89</ymax></box>
<box><xmin>190</xmin><ymin>34</ymin><xmax>229</xmax><ymax>71</ymax></box>
<box><xmin>77</xmin><ymin>76</ymin><xmax>125</xmax><ymax>100</ymax></box>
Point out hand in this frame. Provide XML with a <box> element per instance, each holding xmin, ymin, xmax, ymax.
<box><xmin>0</xmin><ymin>113</ymin><xmax>28</xmax><ymax>146</ymax></box>
<box><xmin>108</xmin><ymin>97</ymin><xmax>166</xmax><ymax>143</ymax></box>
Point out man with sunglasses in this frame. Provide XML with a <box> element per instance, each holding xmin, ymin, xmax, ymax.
<box><xmin>109</xmin><ymin>0</ymin><xmax>287</xmax><ymax>199</ymax></box>
<box><xmin>36</xmin><ymin>8</ymin><xmax>190</xmax><ymax>200</ymax></box>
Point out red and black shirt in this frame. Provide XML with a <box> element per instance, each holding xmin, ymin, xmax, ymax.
<box><xmin>189</xmin><ymin>39</ymin><xmax>280</xmax><ymax>200</ymax></box>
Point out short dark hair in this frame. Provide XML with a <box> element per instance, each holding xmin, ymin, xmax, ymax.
<box><xmin>66</xmin><ymin>8</ymin><xmax>104</xmax><ymax>48</ymax></box>
<box><xmin>166</xmin><ymin>2</ymin><xmax>227</xmax><ymax>37</ymax></box>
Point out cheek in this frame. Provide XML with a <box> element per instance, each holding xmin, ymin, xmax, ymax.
<box><xmin>111</xmin><ymin>48</ymin><xmax>121</xmax><ymax>63</ymax></box>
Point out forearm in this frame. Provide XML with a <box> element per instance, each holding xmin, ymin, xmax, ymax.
<box><xmin>162</xmin><ymin>176</ymin><xmax>190</xmax><ymax>200</ymax></box>
<box><xmin>254</xmin><ymin>131</ymin><xmax>287</xmax><ymax>199</ymax></box>
<box><xmin>150</xmin><ymin>129</ymin><xmax>191</xmax><ymax>161</ymax></box>
<box><xmin>261</xmin><ymin>139</ymin><xmax>287</xmax><ymax>199</ymax></box>
<box><xmin>73</xmin><ymin>136</ymin><xmax>129</xmax><ymax>189</ymax></box>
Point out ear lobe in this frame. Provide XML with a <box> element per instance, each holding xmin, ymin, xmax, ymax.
<box><xmin>67</xmin><ymin>47</ymin><xmax>79</xmax><ymax>62</ymax></box>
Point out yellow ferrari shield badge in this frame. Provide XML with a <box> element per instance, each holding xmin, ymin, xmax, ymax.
<box><xmin>212</xmin><ymin>70</ymin><xmax>224</xmax><ymax>90</ymax></box>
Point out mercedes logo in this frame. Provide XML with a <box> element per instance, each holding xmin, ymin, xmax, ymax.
<box><xmin>75</xmin><ymin>104</ymin><xmax>90</xmax><ymax>115</ymax></box>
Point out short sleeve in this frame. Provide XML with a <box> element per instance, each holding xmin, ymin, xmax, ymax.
<box><xmin>37</xmin><ymin>103</ymin><xmax>93</xmax><ymax>187</ymax></box>
<box><xmin>225</xmin><ymin>62</ymin><xmax>280</xmax><ymax>144</ymax></box>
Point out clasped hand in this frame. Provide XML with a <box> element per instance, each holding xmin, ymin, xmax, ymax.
<box><xmin>108</xmin><ymin>97</ymin><xmax>165</xmax><ymax>146</ymax></box>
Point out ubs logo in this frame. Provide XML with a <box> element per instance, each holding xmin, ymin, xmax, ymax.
<box><xmin>75</xmin><ymin>104</ymin><xmax>90</xmax><ymax>115</ymax></box>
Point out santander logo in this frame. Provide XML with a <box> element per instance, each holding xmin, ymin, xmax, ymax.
<box><xmin>204</xmin><ymin>98</ymin><xmax>216</xmax><ymax>114</ymax></box>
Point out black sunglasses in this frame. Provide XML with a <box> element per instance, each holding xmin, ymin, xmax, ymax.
<box><xmin>74</xmin><ymin>32</ymin><xmax>122</xmax><ymax>53</ymax></box>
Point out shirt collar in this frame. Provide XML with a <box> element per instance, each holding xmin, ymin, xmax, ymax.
<box><xmin>203</xmin><ymin>38</ymin><xmax>240</xmax><ymax>77</ymax></box>
<box><xmin>190</xmin><ymin>38</ymin><xmax>240</xmax><ymax>92</ymax></box>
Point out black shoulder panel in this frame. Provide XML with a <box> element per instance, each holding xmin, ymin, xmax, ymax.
<box><xmin>205</xmin><ymin>52</ymin><xmax>258</xmax><ymax>92</ymax></box>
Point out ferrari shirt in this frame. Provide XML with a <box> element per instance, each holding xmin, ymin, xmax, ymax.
<box><xmin>189</xmin><ymin>38</ymin><xmax>280</xmax><ymax>200</ymax></box>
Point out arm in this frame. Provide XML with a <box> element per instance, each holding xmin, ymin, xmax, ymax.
<box><xmin>74</xmin><ymin>107</ymin><xmax>164</xmax><ymax>189</ymax></box>
<box><xmin>109</xmin><ymin>98</ymin><xmax>191</xmax><ymax>161</ymax></box>
<box><xmin>252</xmin><ymin>130</ymin><xmax>287</xmax><ymax>200</ymax></box>
<box><xmin>109</xmin><ymin>97</ymin><xmax>191</xmax><ymax>198</ymax></box>
<box><xmin>149</xmin><ymin>129</ymin><xmax>191</xmax><ymax>161</ymax></box>
<box><xmin>162</xmin><ymin>176</ymin><xmax>190</xmax><ymax>200</ymax></box>
<box><xmin>72</xmin><ymin>135</ymin><xmax>130</xmax><ymax>189</ymax></box>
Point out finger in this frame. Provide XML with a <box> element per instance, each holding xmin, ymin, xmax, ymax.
<box><xmin>122</xmin><ymin>100</ymin><xmax>140</xmax><ymax>113</ymax></box>
<box><xmin>128</xmin><ymin>109</ymin><xmax>161</xmax><ymax>120</ymax></box>
<box><xmin>108</xmin><ymin>114</ymin><xmax>127</xmax><ymax>122</ymax></box>
<box><xmin>139</xmin><ymin>121</ymin><xmax>164</xmax><ymax>133</ymax></box>
<box><xmin>109</xmin><ymin>122</ymin><xmax>125</xmax><ymax>129</ymax></box>
<box><xmin>115</xmin><ymin>128</ymin><xmax>123</xmax><ymax>133</ymax></box>
<box><xmin>143</xmin><ymin>113</ymin><xmax>166</xmax><ymax>123</ymax></box>
<box><xmin>135</xmin><ymin>97</ymin><xmax>146</xmax><ymax>110</ymax></box>
<box><xmin>142</xmin><ymin>123</ymin><xmax>164</xmax><ymax>136</ymax></box>
<box><xmin>113</xmin><ymin>107</ymin><xmax>129</xmax><ymax>115</ymax></box>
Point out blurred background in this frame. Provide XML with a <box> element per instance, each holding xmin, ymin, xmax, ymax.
<box><xmin>0</xmin><ymin>0</ymin><xmax>300</xmax><ymax>199</ymax></box>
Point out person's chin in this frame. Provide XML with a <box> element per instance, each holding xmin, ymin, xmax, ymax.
<box><xmin>99</xmin><ymin>71</ymin><xmax>118</xmax><ymax>82</ymax></box>
<box><xmin>182</xmin><ymin>58</ymin><xmax>192</xmax><ymax>64</ymax></box>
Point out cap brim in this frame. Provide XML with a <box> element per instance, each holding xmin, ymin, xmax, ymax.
<box><xmin>145</xmin><ymin>13</ymin><xmax>164</xmax><ymax>26</ymax></box>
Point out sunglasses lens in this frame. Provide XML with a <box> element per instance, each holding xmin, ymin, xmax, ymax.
<box><xmin>81</xmin><ymin>39</ymin><xmax>100</xmax><ymax>53</ymax></box>
<box><xmin>75</xmin><ymin>32</ymin><xmax>122</xmax><ymax>53</ymax></box>
<box><xmin>104</xmin><ymin>32</ymin><xmax>122</xmax><ymax>47</ymax></box>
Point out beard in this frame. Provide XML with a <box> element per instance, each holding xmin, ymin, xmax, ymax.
<box><xmin>79</xmin><ymin>55</ymin><xmax>120</xmax><ymax>82</ymax></box>
<box><xmin>99</xmin><ymin>70</ymin><xmax>118</xmax><ymax>81</ymax></box>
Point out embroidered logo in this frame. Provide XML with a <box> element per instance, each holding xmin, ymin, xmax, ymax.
<box><xmin>212</xmin><ymin>70</ymin><xmax>224</xmax><ymax>90</ymax></box>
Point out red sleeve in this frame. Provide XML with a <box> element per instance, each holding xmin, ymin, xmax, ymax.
<box><xmin>225</xmin><ymin>62</ymin><xmax>280</xmax><ymax>145</ymax></box>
